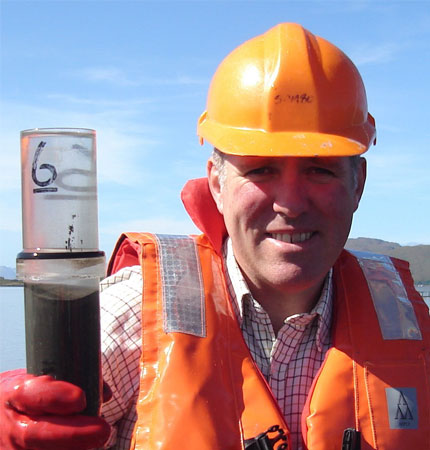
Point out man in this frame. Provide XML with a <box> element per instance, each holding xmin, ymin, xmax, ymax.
<box><xmin>1</xmin><ymin>23</ymin><xmax>429</xmax><ymax>450</ymax></box>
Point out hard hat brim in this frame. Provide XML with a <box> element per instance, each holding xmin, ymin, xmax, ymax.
<box><xmin>198</xmin><ymin>111</ymin><xmax>376</xmax><ymax>157</ymax></box>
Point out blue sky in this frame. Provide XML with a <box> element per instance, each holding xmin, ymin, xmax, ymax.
<box><xmin>1</xmin><ymin>0</ymin><xmax>429</xmax><ymax>267</ymax></box>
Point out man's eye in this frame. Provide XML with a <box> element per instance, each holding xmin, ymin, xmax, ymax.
<box><xmin>309</xmin><ymin>167</ymin><xmax>334</xmax><ymax>175</ymax></box>
<box><xmin>307</xmin><ymin>167</ymin><xmax>335</xmax><ymax>182</ymax></box>
<box><xmin>246</xmin><ymin>166</ymin><xmax>274</xmax><ymax>177</ymax></box>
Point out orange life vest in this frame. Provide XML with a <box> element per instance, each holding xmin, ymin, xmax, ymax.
<box><xmin>108</xmin><ymin>232</ymin><xmax>430</xmax><ymax>450</ymax></box>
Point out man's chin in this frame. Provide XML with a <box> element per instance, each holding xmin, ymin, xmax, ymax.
<box><xmin>262</xmin><ymin>261</ymin><xmax>329</xmax><ymax>290</ymax></box>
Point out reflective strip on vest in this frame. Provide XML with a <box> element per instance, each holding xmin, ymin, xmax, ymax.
<box><xmin>351</xmin><ymin>250</ymin><xmax>422</xmax><ymax>340</ymax></box>
<box><xmin>155</xmin><ymin>234</ymin><xmax>206</xmax><ymax>337</ymax></box>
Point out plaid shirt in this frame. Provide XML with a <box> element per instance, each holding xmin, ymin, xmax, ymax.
<box><xmin>100</xmin><ymin>240</ymin><xmax>333</xmax><ymax>449</ymax></box>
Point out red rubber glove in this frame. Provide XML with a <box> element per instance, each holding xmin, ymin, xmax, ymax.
<box><xmin>0</xmin><ymin>369</ymin><xmax>111</xmax><ymax>450</ymax></box>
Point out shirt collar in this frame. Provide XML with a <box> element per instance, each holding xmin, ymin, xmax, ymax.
<box><xmin>223</xmin><ymin>237</ymin><xmax>333</xmax><ymax>351</ymax></box>
<box><xmin>224</xmin><ymin>238</ymin><xmax>250</xmax><ymax>322</ymax></box>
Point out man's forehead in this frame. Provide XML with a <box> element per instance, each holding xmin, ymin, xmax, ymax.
<box><xmin>224</xmin><ymin>153</ymin><xmax>353</xmax><ymax>166</ymax></box>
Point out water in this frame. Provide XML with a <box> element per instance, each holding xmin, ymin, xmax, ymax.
<box><xmin>0</xmin><ymin>287</ymin><xmax>26</xmax><ymax>371</ymax></box>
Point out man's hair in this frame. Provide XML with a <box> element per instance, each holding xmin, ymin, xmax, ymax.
<box><xmin>211</xmin><ymin>148</ymin><xmax>227</xmax><ymax>188</ymax></box>
<box><xmin>349</xmin><ymin>154</ymin><xmax>363</xmax><ymax>188</ymax></box>
<box><xmin>211</xmin><ymin>148</ymin><xmax>362</xmax><ymax>189</ymax></box>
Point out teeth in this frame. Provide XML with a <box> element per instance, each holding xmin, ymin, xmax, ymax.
<box><xmin>271</xmin><ymin>232</ymin><xmax>312</xmax><ymax>243</ymax></box>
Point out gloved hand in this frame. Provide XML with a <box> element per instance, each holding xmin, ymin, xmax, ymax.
<box><xmin>0</xmin><ymin>369</ymin><xmax>111</xmax><ymax>450</ymax></box>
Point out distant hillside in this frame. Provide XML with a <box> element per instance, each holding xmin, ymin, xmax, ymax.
<box><xmin>0</xmin><ymin>277</ymin><xmax>22</xmax><ymax>286</ymax></box>
<box><xmin>346</xmin><ymin>238</ymin><xmax>430</xmax><ymax>284</ymax></box>
<box><xmin>0</xmin><ymin>266</ymin><xmax>16</xmax><ymax>280</ymax></box>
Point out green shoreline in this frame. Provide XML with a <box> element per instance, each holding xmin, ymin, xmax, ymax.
<box><xmin>0</xmin><ymin>278</ymin><xmax>23</xmax><ymax>287</ymax></box>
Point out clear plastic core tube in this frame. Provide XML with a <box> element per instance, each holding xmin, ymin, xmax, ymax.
<box><xmin>17</xmin><ymin>128</ymin><xmax>105</xmax><ymax>416</ymax></box>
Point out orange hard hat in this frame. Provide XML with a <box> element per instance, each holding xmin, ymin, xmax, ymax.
<box><xmin>197</xmin><ymin>23</ymin><xmax>376</xmax><ymax>156</ymax></box>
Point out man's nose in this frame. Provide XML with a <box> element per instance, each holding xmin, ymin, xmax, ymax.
<box><xmin>272</xmin><ymin>172</ymin><xmax>309</xmax><ymax>218</ymax></box>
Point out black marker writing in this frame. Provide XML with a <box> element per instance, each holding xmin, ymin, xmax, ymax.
<box><xmin>274</xmin><ymin>93</ymin><xmax>313</xmax><ymax>104</ymax></box>
<box><xmin>32</xmin><ymin>141</ymin><xmax>58</xmax><ymax>189</ymax></box>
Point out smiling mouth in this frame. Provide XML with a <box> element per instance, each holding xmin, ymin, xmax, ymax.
<box><xmin>270</xmin><ymin>232</ymin><xmax>313</xmax><ymax>244</ymax></box>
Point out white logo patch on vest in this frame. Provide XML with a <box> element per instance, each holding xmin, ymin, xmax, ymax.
<box><xmin>385</xmin><ymin>387</ymin><xmax>418</xmax><ymax>429</ymax></box>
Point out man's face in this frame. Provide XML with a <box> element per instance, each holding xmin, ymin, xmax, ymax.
<box><xmin>208</xmin><ymin>154</ymin><xmax>366</xmax><ymax>299</ymax></box>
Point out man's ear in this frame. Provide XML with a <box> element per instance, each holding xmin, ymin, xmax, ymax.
<box><xmin>207</xmin><ymin>158</ymin><xmax>224</xmax><ymax>215</ymax></box>
<box><xmin>353</xmin><ymin>157</ymin><xmax>367</xmax><ymax>212</ymax></box>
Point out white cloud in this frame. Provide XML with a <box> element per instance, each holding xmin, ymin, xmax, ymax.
<box><xmin>150</xmin><ymin>75</ymin><xmax>207</xmax><ymax>86</ymax></box>
<box><xmin>350</xmin><ymin>42</ymin><xmax>399</xmax><ymax>66</ymax></box>
<box><xmin>76</xmin><ymin>67</ymin><xmax>139</xmax><ymax>86</ymax></box>
<box><xmin>45</xmin><ymin>93</ymin><xmax>154</xmax><ymax>108</ymax></box>
<box><xmin>72</xmin><ymin>66</ymin><xmax>207</xmax><ymax>87</ymax></box>
<box><xmin>0</xmin><ymin>132</ymin><xmax>21</xmax><ymax>192</ymax></box>
<box><xmin>0</xmin><ymin>198</ymin><xmax>21</xmax><ymax>232</ymax></box>
<box><xmin>96</xmin><ymin>128</ymin><xmax>158</xmax><ymax>186</ymax></box>
<box><xmin>366</xmin><ymin>150</ymin><xmax>429</xmax><ymax>194</ymax></box>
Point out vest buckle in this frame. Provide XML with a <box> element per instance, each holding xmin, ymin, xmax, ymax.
<box><xmin>244</xmin><ymin>424</ymin><xmax>288</xmax><ymax>450</ymax></box>
<box><xmin>341</xmin><ymin>428</ymin><xmax>361</xmax><ymax>450</ymax></box>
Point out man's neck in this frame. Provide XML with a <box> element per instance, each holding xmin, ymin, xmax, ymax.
<box><xmin>244</xmin><ymin>277</ymin><xmax>325</xmax><ymax>335</ymax></box>
<box><xmin>224</xmin><ymin>238</ymin><xmax>327</xmax><ymax>335</ymax></box>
